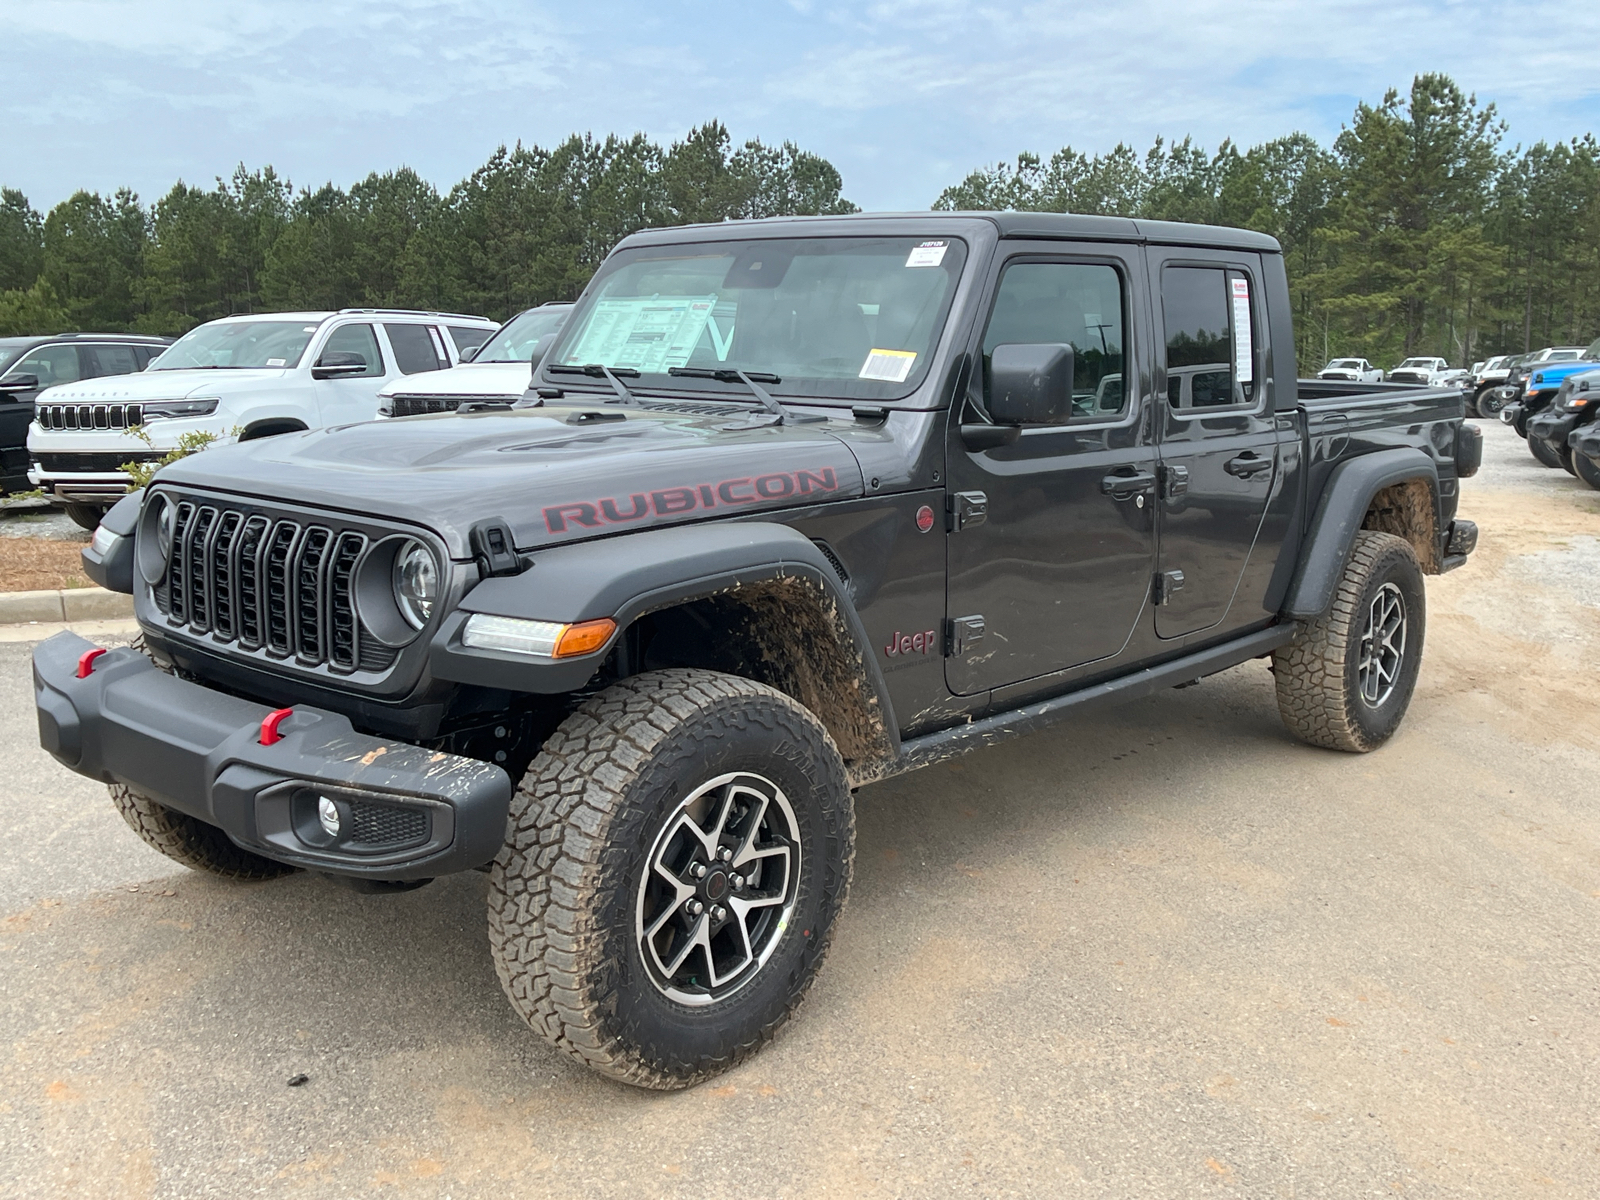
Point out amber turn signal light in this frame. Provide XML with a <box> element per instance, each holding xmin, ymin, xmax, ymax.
<box><xmin>554</xmin><ymin>618</ymin><xmax>618</xmax><ymax>658</ymax></box>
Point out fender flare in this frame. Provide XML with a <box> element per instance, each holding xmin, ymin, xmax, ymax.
<box><xmin>430</xmin><ymin>521</ymin><xmax>900</xmax><ymax>758</ymax></box>
<box><xmin>1282</xmin><ymin>448</ymin><xmax>1440</xmax><ymax>620</ymax></box>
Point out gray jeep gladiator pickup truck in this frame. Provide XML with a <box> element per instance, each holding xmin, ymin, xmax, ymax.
<box><xmin>35</xmin><ymin>212</ymin><xmax>1482</xmax><ymax>1089</ymax></box>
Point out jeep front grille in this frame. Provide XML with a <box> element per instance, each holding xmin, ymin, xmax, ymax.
<box><xmin>156</xmin><ymin>499</ymin><xmax>397</xmax><ymax>673</ymax></box>
<box><xmin>36</xmin><ymin>403</ymin><xmax>144</xmax><ymax>430</ymax></box>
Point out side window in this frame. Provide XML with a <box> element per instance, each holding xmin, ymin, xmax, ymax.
<box><xmin>86</xmin><ymin>344</ymin><xmax>140</xmax><ymax>377</ymax></box>
<box><xmin>981</xmin><ymin>261</ymin><xmax>1127</xmax><ymax>420</ymax></box>
<box><xmin>134</xmin><ymin>345</ymin><xmax>163</xmax><ymax>368</ymax></box>
<box><xmin>384</xmin><ymin>323</ymin><xmax>449</xmax><ymax>375</ymax></box>
<box><xmin>1161</xmin><ymin>265</ymin><xmax>1256</xmax><ymax>409</ymax></box>
<box><xmin>316</xmin><ymin>324</ymin><xmax>384</xmax><ymax>377</ymax></box>
<box><xmin>448</xmin><ymin>325</ymin><xmax>493</xmax><ymax>359</ymax></box>
<box><xmin>8</xmin><ymin>343</ymin><xmax>82</xmax><ymax>386</ymax></box>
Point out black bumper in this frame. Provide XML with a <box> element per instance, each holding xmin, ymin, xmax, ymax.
<box><xmin>33</xmin><ymin>632</ymin><xmax>512</xmax><ymax>880</ymax></box>
<box><xmin>1527</xmin><ymin>410</ymin><xmax>1578</xmax><ymax>453</ymax></box>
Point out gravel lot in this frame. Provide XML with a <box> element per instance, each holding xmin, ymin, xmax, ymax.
<box><xmin>2</xmin><ymin>421</ymin><xmax>1597</xmax><ymax>1199</ymax></box>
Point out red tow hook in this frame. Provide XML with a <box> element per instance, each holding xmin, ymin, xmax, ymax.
<box><xmin>259</xmin><ymin>707</ymin><xmax>295</xmax><ymax>746</ymax></box>
<box><xmin>76</xmin><ymin>647</ymin><xmax>107</xmax><ymax>679</ymax></box>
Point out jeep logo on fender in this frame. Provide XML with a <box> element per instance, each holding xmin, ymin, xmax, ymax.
<box><xmin>885</xmin><ymin>628</ymin><xmax>938</xmax><ymax>657</ymax></box>
<box><xmin>543</xmin><ymin>467</ymin><xmax>841</xmax><ymax>533</ymax></box>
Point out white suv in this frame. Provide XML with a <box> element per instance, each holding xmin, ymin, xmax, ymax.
<box><xmin>29</xmin><ymin>308</ymin><xmax>496</xmax><ymax>527</ymax></box>
<box><xmin>377</xmin><ymin>303</ymin><xmax>572</xmax><ymax>417</ymax></box>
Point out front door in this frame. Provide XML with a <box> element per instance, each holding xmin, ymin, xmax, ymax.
<box><xmin>312</xmin><ymin>322</ymin><xmax>387</xmax><ymax>424</ymax></box>
<box><xmin>1151</xmin><ymin>254</ymin><xmax>1278</xmax><ymax>639</ymax></box>
<box><xmin>945</xmin><ymin>243</ymin><xmax>1157</xmax><ymax>695</ymax></box>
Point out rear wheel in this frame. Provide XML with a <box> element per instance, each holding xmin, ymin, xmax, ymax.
<box><xmin>1529</xmin><ymin>436</ymin><xmax>1561</xmax><ymax>468</ymax></box>
<box><xmin>64</xmin><ymin>502</ymin><xmax>107</xmax><ymax>531</ymax></box>
<box><xmin>1273</xmin><ymin>531</ymin><xmax>1425</xmax><ymax>753</ymax></box>
<box><xmin>489</xmin><ymin>668</ymin><xmax>854</xmax><ymax>1089</ymax></box>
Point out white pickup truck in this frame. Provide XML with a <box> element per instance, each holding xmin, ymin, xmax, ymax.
<box><xmin>1387</xmin><ymin>357</ymin><xmax>1452</xmax><ymax>385</ymax></box>
<box><xmin>1316</xmin><ymin>357</ymin><xmax>1384</xmax><ymax>383</ymax></box>
<box><xmin>29</xmin><ymin>308</ymin><xmax>496</xmax><ymax>527</ymax></box>
<box><xmin>376</xmin><ymin>303</ymin><xmax>572</xmax><ymax>417</ymax></box>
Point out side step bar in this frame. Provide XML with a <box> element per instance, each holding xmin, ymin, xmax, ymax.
<box><xmin>889</xmin><ymin>623</ymin><xmax>1296</xmax><ymax>779</ymax></box>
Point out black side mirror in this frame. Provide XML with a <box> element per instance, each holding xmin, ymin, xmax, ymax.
<box><xmin>987</xmin><ymin>344</ymin><xmax>1075</xmax><ymax>425</ymax></box>
<box><xmin>0</xmin><ymin>374</ymin><xmax>40</xmax><ymax>393</ymax></box>
<box><xmin>312</xmin><ymin>352</ymin><xmax>369</xmax><ymax>380</ymax></box>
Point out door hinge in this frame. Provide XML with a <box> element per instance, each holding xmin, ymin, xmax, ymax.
<box><xmin>1153</xmin><ymin>570</ymin><xmax>1185</xmax><ymax>605</ymax></box>
<box><xmin>1160</xmin><ymin>463</ymin><xmax>1189</xmax><ymax>502</ymax></box>
<box><xmin>946</xmin><ymin>490</ymin><xmax>988</xmax><ymax>532</ymax></box>
<box><xmin>945</xmin><ymin>614</ymin><xmax>986</xmax><ymax>656</ymax></box>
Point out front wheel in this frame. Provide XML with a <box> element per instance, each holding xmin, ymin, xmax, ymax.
<box><xmin>64</xmin><ymin>502</ymin><xmax>108</xmax><ymax>531</ymax></box>
<box><xmin>1529</xmin><ymin>435</ymin><xmax>1561</xmax><ymax>468</ymax></box>
<box><xmin>488</xmin><ymin>669</ymin><xmax>854</xmax><ymax>1089</ymax></box>
<box><xmin>1575</xmin><ymin>451</ymin><xmax>1600</xmax><ymax>491</ymax></box>
<box><xmin>111</xmin><ymin>784</ymin><xmax>297</xmax><ymax>880</ymax></box>
<box><xmin>1476</xmin><ymin>391</ymin><xmax>1505</xmax><ymax>418</ymax></box>
<box><xmin>1273</xmin><ymin>531</ymin><xmax>1426</xmax><ymax>753</ymax></box>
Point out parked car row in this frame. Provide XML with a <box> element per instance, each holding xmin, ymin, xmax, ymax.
<box><xmin>1492</xmin><ymin>338</ymin><xmax>1600</xmax><ymax>486</ymax></box>
<box><xmin>1314</xmin><ymin>356</ymin><xmax>1472</xmax><ymax>389</ymax></box>
<box><xmin>6</xmin><ymin>305</ymin><xmax>582</xmax><ymax>528</ymax></box>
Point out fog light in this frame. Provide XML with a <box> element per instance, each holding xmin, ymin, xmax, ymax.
<box><xmin>317</xmin><ymin>796</ymin><xmax>341</xmax><ymax>837</ymax></box>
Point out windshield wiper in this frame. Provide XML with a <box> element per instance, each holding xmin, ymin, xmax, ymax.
<box><xmin>667</xmin><ymin>367</ymin><xmax>822</xmax><ymax>426</ymax></box>
<box><xmin>547</xmin><ymin>362</ymin><xmax>639</xmax><ymax>403</ymax></box>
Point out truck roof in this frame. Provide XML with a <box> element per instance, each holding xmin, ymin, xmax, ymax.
<box><xmin>619</xmin><ymin>211</ymin><xmax>1283</xmax><ymax>255</ymax></box>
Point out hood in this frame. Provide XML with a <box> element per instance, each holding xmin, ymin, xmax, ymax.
<box><xmin>157</xmin><ymin>401</ymin><xmax>868</xmax><ymax>558</ymax></box>
<box><xmin>39</xmin><ymin>368</ymin><xmax>290</xmax><ymax>402</ymax></box>
<box><xmin>377</xmin><ymin>362</ymin><xmax>531</xmax><ymax>399</ymax></box>
<box><xmin>1530</xmin><ymin>360</ymin><xmax>1600</xmax><ymax>389</ymax></box>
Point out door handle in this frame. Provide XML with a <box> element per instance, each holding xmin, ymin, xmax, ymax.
<box><xmin>1100</xmin><ymin>469</ymin><xmax>1157</xmax><ymax>498</ymax></box>
<box><xmin>1224</xmin><ymin>452</ymin><xmax>1273</xmax><ymax>477</ymax></box>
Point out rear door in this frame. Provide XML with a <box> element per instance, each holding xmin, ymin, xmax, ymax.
<box><xmin>1151</xmin><ymin>251</ymin><xmax>1278</xmax><ymax>639</ymax></box>
<box><xmin>944</xmin><ymin>240</ymin><xmax>1157</xmax><ymax>694</ymax></box>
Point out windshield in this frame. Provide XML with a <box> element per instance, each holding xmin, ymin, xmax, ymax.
<box><xmin>1328</xmin><ymin>360</ymin><xmax>1361</xmax><ymax>369</ymax></box>
<box><xmin>474</xmin><ymin>307</ymin><xmax>571</xmax><ymax>364</ymax></box>
<box><xmin>544</xmin><ymin>235</ymin><xmax>969</xmax><ymax>401</ymax></box>
<box><xmin>1547</xmin><ymin>349</ymin><xmax>1580</xmax><ymax>361</ymax></box>
<box><xmin>1397</xmin><ymin>359</ymin><xmax>1435</xmax><ymax>369</ymax></box>
<box><xmin>149</xmin><ymin>320</ymin><xmax>320</xmax><ymax>370</ymax></box>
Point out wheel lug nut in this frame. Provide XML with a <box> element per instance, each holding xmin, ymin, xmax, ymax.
<box><xmin>731</xmin><ymin>875</ymin><xmax>743</xmax><ymax>890</ymax></box>
<box><xmin>719</xmin><ymin>848</ymin><xmax>732</xmax><ymax>862</ymax></box>
<box><xmin>711</xmin><ymin>906</ymin><xmax>726</xmax><ymax>921</ymax></box>
<box><xmin>692</xmin><ymin>864</ymin><xmax>707</xmax><ymax>878</ymax></box>
<box><xmin>688</xmin><ymin>900</ymin><xmax>703</xmax><ymax>915</ymax></box>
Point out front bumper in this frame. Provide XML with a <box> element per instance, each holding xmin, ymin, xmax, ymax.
<box><xmin>33</xmin><ymin>632</ymin><xmax>511</xmax><ymax>880</ymax></box>
<box><xmin>27</xmin><ymin>466</ymin><xmax>135</xmax><ymax>504</ymax></box>
<box><xmin>1527</xmin><ymin>410</ymin><xmax>1579</xmax><ymax>454</ymax></box>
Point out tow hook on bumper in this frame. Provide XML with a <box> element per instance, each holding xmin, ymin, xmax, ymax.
<box><xmin>32</xmin><ymin>631</ymin><xmax>512</xmax><ymax>879</ymax></box>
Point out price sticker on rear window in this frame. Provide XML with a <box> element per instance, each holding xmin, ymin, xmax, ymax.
<box><xmin>905</xmin><ymin>240</ymin><xmax>948</xmax><ymax>268</ymax></box>
<box><xmin>1231</xmin><ymin>277</ymin><xmax>1254</xmax><ymax>383</ymax></box>
<box><xmin>860</xmin><ymin>348</ymin><xmax>917</xmax><ymax>382</ymax></box>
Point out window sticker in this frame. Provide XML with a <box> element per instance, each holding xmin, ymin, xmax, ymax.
<box><xmin>859</xmin><ymin>348</ymin><xmax>917</xmax><ymax>382</ymax></box>
<box><xmin>561</xmin><ymin>295</ymin><xmax>718</xmax><ymax>374</ymax></box>
<box><xmin>266</xmin><ymin>358</ymin><xmax>286</xmax><ymax>367</ymax></box>
<box><xmin>1231</xmin><ymin>278</ymin><xmax>1254</xmax><ymax>383</ymax></box>
<box><xmin>905</xmin><ymin>241</ymin><xmax>948</xmax><ymax>268</ymax></box>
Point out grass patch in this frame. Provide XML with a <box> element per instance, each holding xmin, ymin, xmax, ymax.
<box><xmin>0</xmin><ymin>537</ymin><xmax>90</xmax><ymax>592</ymax></box>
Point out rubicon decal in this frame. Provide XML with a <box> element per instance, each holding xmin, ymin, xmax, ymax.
<box><xmin>543</xmin><ymin>467</ymin><xmax>841</xmax><ymax>533</ymax></box>
<box><xmin>885</xmin><ymin>628</ymin><xmax>938</xmax><ymax>657</ymax></box>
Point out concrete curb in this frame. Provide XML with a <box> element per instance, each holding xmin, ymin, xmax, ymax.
<box><xmin>0</xmin><ymin>587</ymin><xmax>134</xmax><ymax>624</ymax></box>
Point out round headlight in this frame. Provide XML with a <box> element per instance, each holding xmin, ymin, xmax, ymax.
<box><xmin>156</xmin><ymin>499</ymin><xmax>174</xmax><ymax>558</ymax></box>
<box><xmin>137</xmin><ymin>494</ymin><xmax>176</xmax><ymax>585</ymax></box>
<box><xmin>392</xmin><ymin>540</ymin><xmax>438</xmax><ymax>629</ymax></box>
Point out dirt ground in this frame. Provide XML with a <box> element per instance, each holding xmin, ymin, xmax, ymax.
<box><xmin>0</xmin><ymin>537</ymin><xmax>92</xmax><ymax>591</ymax></box>
<box><xmin>1</xmin><ymin>421</ymin><xmax>1597</xmax><ymax>1199</ymax></box>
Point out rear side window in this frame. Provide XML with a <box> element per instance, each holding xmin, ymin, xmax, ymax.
<box><xmin>981</xmin><ymin>261</ymin><xmax>1127</xmax><ymax>420</ymax></box>
<box><xmin>1162</xmin><ymin>266</ymin><xmax>1255</xmax><ymax>409</ymax></box>
<box><xmin>316</xmin><ymin>324</ymin><xmax>384</xmax><ymax>377</ymax></box>
<box><xmin>447</xmin><ymin>325</ymin><xmax>494</xmax><ymax>358</ymax></box>
<box><xmin>8</xmin><ymin>343</ymin><xmax>82</xmax><ymax>386</ymax></box>
<box><xmin>385</xmin><ymin>323</ymin><xmax>449</xmax><ymax>374</ymax></box>
<box><xmin>85</xmin><ymin>344</ymin><xmax>140</xmax><ymax>377</ymax></box>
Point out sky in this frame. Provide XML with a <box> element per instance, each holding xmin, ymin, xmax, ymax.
<box><xmin>4</xmin><ymin>0</ymin><xmax>1600</xmax><ymax>214</ymax></box>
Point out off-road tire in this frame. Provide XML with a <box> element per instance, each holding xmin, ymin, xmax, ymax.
<box><xmin>108</xmin><ymin>634</ymin><xmax>295</xmax><ymax>880</ymax></box>
<box><xmin>64</xmin><ymin>502</ymin><xmax>107</xmax><ymax>531</ymax></box>
<box><xmin>1529</xmin><ymin>434</ymin><xmax>1561</xmax><ymax>468</ymax></box>
<box><xmin>1273</xmin><ymin>530</ymin><xmax>1426</xmax><ymax>753</ymax></box>
<box><xmin>1557</xmin><ymin>444</ymin><xmax>1576</xmax><ymax>475</ymax></box>
<box><xmin>488</xmin><ymin>668</ymin><xmax>854</xmax><ymax>1090</ymax></box>
<box><xmin>110</xmin><ymin>783</ymin><xmax>297</xmax><ymax>879</ymax></box>
<box><xmin>1574</xmin><ymin>451</ymin><xmax>1600</xmax><ymax>491</ymax></box>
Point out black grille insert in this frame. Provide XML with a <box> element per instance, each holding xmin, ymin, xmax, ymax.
<box><xmin>348</xmin><ymin>802</ymin><xmax>428</xmax><ymax>847</ymax></box>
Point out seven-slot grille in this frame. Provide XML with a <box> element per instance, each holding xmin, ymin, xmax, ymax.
<box><xmin>36</xmin><ymin>402</ymin><xmax>144</xmax><ymax>430</ymax></box>
<box><xmin>156</xmin><ymin>499</ymin><xmax>397</xmax><ymax>673</ymax></box>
